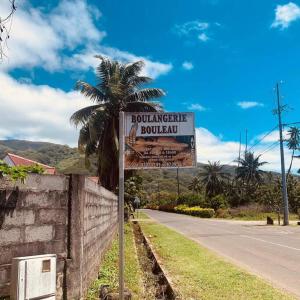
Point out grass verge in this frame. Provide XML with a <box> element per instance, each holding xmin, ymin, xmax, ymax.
<box><xmin>139</xmin><ymin>216</ymin><xmax>296</xmax><ymax>300</ymax></box>
<box><xmin>86</xmin><ymin>223</ymin><xmax>143</xmax><ymax>300</ymax></box>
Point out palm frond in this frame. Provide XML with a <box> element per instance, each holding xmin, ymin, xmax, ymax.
<box><xmin>125</xmin><ymin>88</ymin><xmax>165</xmax><ymax>102</ymax></box>
<box><xmin>125</xmin><ymin>101</ymin><xmax>159</xmax><ymax>112</ymax></box>
<box><xmin>75</xmin><ymin>81</ymin><xmax>106</xmax><ymax>103</ymax></box>
<box><xmin>70</xmin><ymin>104</ymin><xmax>104</xmax><ymax>126</ymax></box>
<box><xmin>122</xmin><ymin>61</ymin><xmax>145</xmax><ymax>84</ymax></box>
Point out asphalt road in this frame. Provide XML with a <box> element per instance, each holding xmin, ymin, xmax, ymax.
<box><xmin>143</xmin><ymin>209</ymin><xmax>300</xmax><ymax>298</ymax></box>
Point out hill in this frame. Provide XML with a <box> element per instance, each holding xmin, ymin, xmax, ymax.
<box><xmin>0</xmin><ymin>140</ymin><xmax>78</xmax><ymax>166</ymax></box>
<box><xmin>138</xmin><ymin>163</ymin><xmax>237</xmax><ymax>195</ymax></box>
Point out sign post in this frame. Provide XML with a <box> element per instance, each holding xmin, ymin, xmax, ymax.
<box><xmin>118</xmin><ymin>111</ymin><xmax>196</xmax><ymax>299</ymax></box>
<box><xmin>118</xmin><ymin>112</ymin><xmax>125</xmax><ymax>300</ymax></box>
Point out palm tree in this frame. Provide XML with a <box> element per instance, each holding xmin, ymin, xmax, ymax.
<box><xmin>70</xmin><ymin>56</ymin><xmax>165</xmax><ymax>190</ymax></box>
<box><xmin>188</xmin><ymin>176</ymin><xmax>202</xmax><ymax>193</ymax></box>
<box><xmin>197</xmin><ymin>161</ymin><xmax>228</xmax><ymax>197</ymax></box>
<box><xmin>285</xmin><ymin>126</ymin><xmax>300</xmax><ymax>178</ymax></box>
<box><xmin>235</xmin><ymin>152</ymin><xmax>267</xmax><ymax>185</ymax></box>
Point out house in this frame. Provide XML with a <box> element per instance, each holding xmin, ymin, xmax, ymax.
<box><xmin>3</xmin><ymin>153</ymin><xmax>56</xmax><ymax>175</ymax></box>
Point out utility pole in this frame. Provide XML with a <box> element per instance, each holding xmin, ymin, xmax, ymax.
<box><xmin>238</xmin><ymin>132</ymin><xmax>242</xmax><ymax>167</ymax></box>
<box><xmin>245</xmin><ymin>129</ymin><xmax>248</xmax><ymax>154</ymax></box>
<box><xmin>276</xmin><ymin>82</ymin><xmax>289</xmax><ymax>226</ymax></box>
<box><xmin>176</xmin><ymin>168</ymin><xmax>180</xmax><ymax>197</ymax></box>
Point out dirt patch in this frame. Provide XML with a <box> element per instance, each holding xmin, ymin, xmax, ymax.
<box><xmin>132</xmin><ymin>221</ymin><xmax>178</xmax><ymax>300</ymax></box>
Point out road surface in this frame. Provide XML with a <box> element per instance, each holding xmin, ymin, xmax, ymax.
<box><xmin>144</xmin><ymin>209</ymin><xmax>300</xmax><ymax>298</ymax></box>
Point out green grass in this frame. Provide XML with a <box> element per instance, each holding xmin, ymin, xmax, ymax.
<box><xmin>139</xmin><ymin>217</ymin><xmax>296</xmax><ymax>300</ymax></box>
<box><xmin>86</xmin><ymin>223</ymin><xmax>143</xmax><ymax>299</ymax></box>
<box><xmin>225</xmin><ymin>212</ymin><xmax>299</xmax><ymax>221</ymax></box>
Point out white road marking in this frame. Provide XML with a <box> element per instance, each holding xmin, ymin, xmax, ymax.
<box><xmin>240</xmin><ymin>235</ymin><xmax>300</xmax><ymax>252</ymax></box>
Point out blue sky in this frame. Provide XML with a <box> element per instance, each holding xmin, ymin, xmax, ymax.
<box><xmin>0</xmin><ymin>0</ymin><xmax>300</xmax><ymax>171</ymax></box>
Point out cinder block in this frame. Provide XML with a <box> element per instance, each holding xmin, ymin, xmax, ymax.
<box><xmin>38</xmin><ymin>209</ymin><xmax>67</xmax><ymax>224</ymax></box>
<box><xmin>25</xmin><ymin>225</ymin><xmax>53</xmax><ymax>243</ymax></box>
<box><xmin>0</xmin><ymin>228</ymin><xmax>21</xmax><ymax>245</ymax></box>
<box><xmin>3</xmin><ymin>209</ymin><xmax>35</xmax><ymax>227</ymax></box>
<box><xmin>54</xmin><ymin>225</ymin><xmax>66</xmax><ymax>240</ymax></box>
<box><xmin>0</xmin><ymin>265</ymin><xmax>10</xmax><ymax>284</ymax></box>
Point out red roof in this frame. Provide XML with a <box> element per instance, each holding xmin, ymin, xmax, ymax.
<box><xmin>5</xmin><ymin>153</ymin><xmax>56</xmax><ymax>175</ymax></box>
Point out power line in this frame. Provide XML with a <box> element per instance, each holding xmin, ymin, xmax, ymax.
<box><xmin>258</xmin><ymin>141</ymin><xmax>280</xmax><ymax>157</ymax></box>
<box><xmin>248</xmin><ymin>125</ymin><xmax>278</xmax><ymax>152</ymax></box>
<box><xmin>283</xmin><ymin>121</ymin><xmax>300</xmax><ymax>127</ymax></box>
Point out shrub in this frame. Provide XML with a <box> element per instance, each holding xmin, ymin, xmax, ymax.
<box><xmin>177</xmin><ymin>193</ymin><xmax>206</xmax><ymax>207</ymax></box>
<box><xmin>215</xmin><ymin>208</ymin><xmax>231</xmax><ymax>218</ymax></box>
<box><xmin>174</xmin><ymin>204</ymin><xmax>189</xmax><ymax>214</ymax></box>
<box><xmin>174</xmin><ymin>205</ymin><xmax>214</xmax><ymax>218</ymax></box>
<box><xmin>158</xmin><ymin>203</ymin><xmax>176</xmax><ymax>212</ymax></box>
<box><xmin>207</xmin><ymin>194</ymin><xmax>228</xmax><ymax>210</ymax></box>
<box><xmin>183</xmin><ymin>207</ymin><xmax>215</xmax><ymax>218</ymax></box>
<box><xmin>149</xmin><ymin>191</ymin><xmax>177</xmax><ymax>207</ymax></box>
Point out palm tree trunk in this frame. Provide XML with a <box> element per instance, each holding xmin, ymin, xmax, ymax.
<box><xmin>287</xmin><ymin>149</ymin><xmax>295</xmax><ymax>179</ymax></box>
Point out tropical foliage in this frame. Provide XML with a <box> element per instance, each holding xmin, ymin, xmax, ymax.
<box><xmin>285</xmin><ymin>126</ymin><xmax>300</xmax><ymax>178</ymax></box>
<box><xmin>197</xmin><ymin>161</ymin><xmax>228</xmax><ymax>198</ymax></box>
<box><xmin>235</xmin><ymin>152</ymin><xmax>267</xmax><ymax>185</ymax></box>
<box><xmin>71</xmin><ymin>56</ymin><xmax>165</xmax><ymax>190</ymax></box>
<box><xmin>0</xmin><ymin>160</ymin><xmax>44</xmax><ymax>182</ymax></box>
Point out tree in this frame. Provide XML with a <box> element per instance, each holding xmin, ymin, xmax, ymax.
<box><xmin>188</xmin><ymin>176</ymin><xmax>202</xmax><ymax>193</ymax></box>
<box><xmin>71</xmin><ymin>56</ymin><xmax>165</xmax><ymax>190</ymax></box>
<box><xmin>124</xmin><ymin>175</ymin><xmax>145</xmax><ymax>208</ymax></box>
<box><xmin>285</xmin><ymin>126</ymin><xmax>300</xmax><ymax>178</ymax></box>
<box><xmin>258</xmin><ymin>177</ymin><xmax>282</xmax><ymax>225</ymax></box>
<box><xmin>235</xmin><ymin>152</ymin><xmax>267</xmax><ymax>186</ymax></box>
<box><xmin>197</xmin><ymin>161</ymin><xmax>228</xmax><ymax>198</ymax></box>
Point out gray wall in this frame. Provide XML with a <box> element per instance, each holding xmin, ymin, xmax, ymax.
<box><xmin>0</xmin><ymin>174</ymin><xmax>118</xmax><ymax>299</ymax></box>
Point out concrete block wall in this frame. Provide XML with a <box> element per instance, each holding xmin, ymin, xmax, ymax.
<box><xmin>0</xmin><ymin>174</ymin><xmax>69</xmax><ymax>298</ymax></box>
<box><xmin>0</xmin><ymin>174</ymin><xmax>118</xmax><ymax>299</ymax></box>
<box><xmin>66</xmin><ymin>175</ymin><xmax>118</xmax><ymax>299</ymax></box>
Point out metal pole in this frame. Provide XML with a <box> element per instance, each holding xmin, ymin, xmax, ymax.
<box><xmin>118</xmin><ymin>112</ymin><xmax>125</xmax><ymax>299</ymax></box>
<box><xmin>245</xmin><ymin>129</ymin><xmax>248</xmax><ymax>154</ymax></box>
<box><xmin>176</xmin><ymin>168</ymin><xmax>180</xmax><ymax>197</ymax></box>
<box><xmin>238</xmin><ymin>132</ymin><xmax>241</xmax><ymax>168</ymax></box>
<box><xmin>276</xmin><ymin>83</ymin><xmax>289</xmax><ymax>226</ymax></box>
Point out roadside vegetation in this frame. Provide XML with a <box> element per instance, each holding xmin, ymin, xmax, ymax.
<box><xmin>86</xmin><ymin>224</ymin><xmax>143</xmax><ymax>300</ymax></box>
<box><xmin>144</xmin><ymin>150</ymin><xmax>300</xmax><ymax>223</ymax></box>
<box><xmin>139</xmin><ymin>216</ymin><xmax>296</xmax><ymax>300</ymax></box>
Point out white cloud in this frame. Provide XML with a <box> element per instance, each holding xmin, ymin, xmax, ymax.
<box><xmin>198</xmin><ymin>33</ymin><xmax>209</xmax><ymax>42</ymax></box>
<box><xmin>65</xmin><ymin>46</ymin><xmax>173</xmax><ymax>79</ymax></box>
<box><xmin>196</xmin><ymin>128</ymin><xmax>300</xmax><ymax>173</ymax></box>
<box><xmin>175</xmin><ymin>21</ymin><xmax>209</xmax><ymax>36</ymax></box>
<box><xmin>188</xmin><ymin>103</ymin><xmax>207</xmax><ymax>111</ymax></box>
<box><xmin>174</xmin><ymin>20</ymin><xmax>214</xmax><ymax>42</ymax></box>
<box><xmin>271</xmin><ymin>2</ymin><xmax>300</xmax><ymax>29</ymax></box>
<box><xmin>0</xmin><ymin>0</ymin><xmax>105</xmax><ymax>71</ymax></box>
<box><xmin>0</xmin><ymin>0</ymin><xmax>172</xmax><ymax>78</ymax></box>
<box><xmin>182</xmin><ymin>61</ymin><xmax>194</xmax><ymax>70</ymax></box>
<box><xmin>0</xmin><ymin>72</ymin><xmax>87</xmax><ymax>146</ymax></box>
<box><xmin>237</xmin><ymin>101</ymin><xmax>264</xmax><ymax>109</ymax></box>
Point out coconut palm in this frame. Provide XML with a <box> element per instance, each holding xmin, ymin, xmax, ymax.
<box><xmin>235</xmin><ymin>152</ymin><xmax>267</xmax><ymax>185</ymax></box>
<box><xmin>285</xmin><ymin>126</ymin><xmax>300</xmax><ymax>178</ymax></box>
<box><xmin>188</xmin><ymin>176</ymin><xmax>202</xmax><ymax>193</ymax></box>
<box><xmin>197</xmin><ymin>161</ymin><xmax>228</xmax><ymax>197</ymax></box>
<box><xmin>70</xmin><ymin>56</ymin><xmax>165</xmax><ymax>190</ymax></box>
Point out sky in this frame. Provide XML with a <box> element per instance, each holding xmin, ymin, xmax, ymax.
<box><xmin>0</xmin><ymin>0</ymin><xmax>300</xmax><ymax>172</ymax></box>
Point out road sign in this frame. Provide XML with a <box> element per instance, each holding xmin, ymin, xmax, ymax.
<box><xmin>118</xmin><ymin>111</ymin><xmax>196</xmax><ymax>299</ymax></box>
<box><xmin>124</xmin><ymin>112</ymin><xmax>196</xmax><ymax>169</ymax></box>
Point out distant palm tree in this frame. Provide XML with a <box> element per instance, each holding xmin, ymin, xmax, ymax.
<box><xmin>235</xmin><ymin>152</ymin><xmax>267</xmax><ymax>185</ymax></box>
<box><xmin>188</xmin><ymin>176</ymin><xmax>202</xmax><ymax>193</ymax></box>
<box><xmin>198</xmin><ymin>161</ymin><xmax>228</xmax><ymax>197</ymax></box>
<box><xmin>70</xmin><ymin>56</ymin><xmax>165</xmax><ymax>190</ymax></box>
<box><xmin>285</xmin><ymin>126</ymin><xmax>300</xmax><ymax>178</ymax></box>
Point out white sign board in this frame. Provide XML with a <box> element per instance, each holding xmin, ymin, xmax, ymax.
<box><xmin>124</xmin><ymin>112</ymin><xmax>196</xmax><ymax>169</ymax></box>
